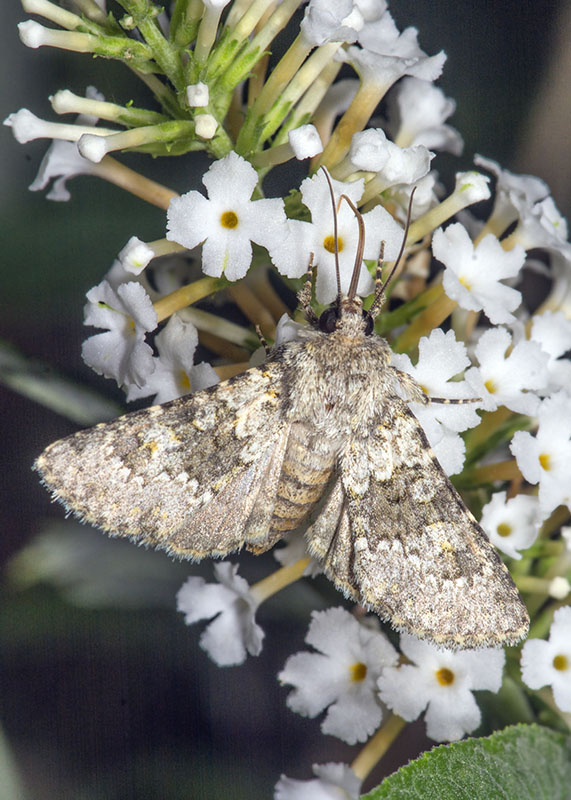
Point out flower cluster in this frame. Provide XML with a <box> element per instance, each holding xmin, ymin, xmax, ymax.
<box><xmin>7</xmin><ymin>0</ymin><xmax>571</xmax><ymax>796</ymax></box>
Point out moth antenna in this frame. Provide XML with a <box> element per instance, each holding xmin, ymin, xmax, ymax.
<box><xmin>339</xmin><ymin>193</ymin><xmax>365</xmax><ymax>302</ymax></box>
<box><xmin>297</xmin><ymin>252</ymin><xmax>319</xmax><ymax>324</ymax></box>
<box><xmin>320</xmin><ymin>167</ymin><xmax>342</xmax><ymax>302</ymax></box>
<box><xmin>368</xmin><ymin>187</ymin><xmax>417</xmax><ymax>319</ymax></box>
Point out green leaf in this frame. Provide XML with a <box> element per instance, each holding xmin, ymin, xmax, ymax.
<box><xmin>361</xmin><ymin>724</ymin><xmax>571</xmax><ymax>800</ymax></box>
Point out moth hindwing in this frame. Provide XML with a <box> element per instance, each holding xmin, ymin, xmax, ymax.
<box><xmin>34</xmin><ymin>186</ymin><xmax>529</xmax><ymax>650</ymax></box>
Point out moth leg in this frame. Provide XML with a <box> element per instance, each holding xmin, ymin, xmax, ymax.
<box><xmin>428</xmin><ymin>396</ymin><xmax>482</xmax><ymax>405</ymax></box>
<box><xmin>391</xmin><ymin>366</ymin><xmax>481</xmax><ymax>405</ymax></box>
<box><xmin>255</xmin><ymin>324</ymin><xmax>268</xmax><ymax>351</ymax></box>
<box><xmin>297</xmin><ymin>253</ymin><xmax>319</xmax><ymax>326</ymax></box>
<box><xmin>390</xmin><ymin>366</ymin><xmax>428</xmax><ymax>404</ymax></box>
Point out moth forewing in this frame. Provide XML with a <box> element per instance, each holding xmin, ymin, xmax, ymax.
<box><xmin>35</xmin><ymin>362</ymin><xmax>296</xmax><ymax>560</ymax></box>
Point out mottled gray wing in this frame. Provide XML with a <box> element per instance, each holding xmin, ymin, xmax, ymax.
<box><xmin>35</xmin><ymin>362</ymin><xmax>292</xmax><ymax>560</ymax></box>
<box><xmin>306</xmin><ymin>398</ymin><xmax>529</xmax><ymax>649</ymax></box>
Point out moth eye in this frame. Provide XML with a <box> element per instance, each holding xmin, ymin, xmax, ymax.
<box><xmin>319</xmin><ymin>307</ymin><xmax>339</xmax><ymax>333</ymax></box>
<box><xmin>362</xmin><ymin>310</ymin><xmax>374</xmax><ymax>336</ymax></box>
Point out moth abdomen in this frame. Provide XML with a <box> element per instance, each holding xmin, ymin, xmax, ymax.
<box><xmin>269</xmin><ymin>422</ymin><xmax>336</xmax><ymax>534</ymax></box>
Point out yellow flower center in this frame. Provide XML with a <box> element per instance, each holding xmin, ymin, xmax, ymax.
<box><xmin>496</xmin><ymin>522</ymin><xmax>512</xmax><ymax>538</ymax></box>
<box><xmin>553</xmin><ymin>654</ymin><xmax>569</xmax><ymax>671</ymax></box>
<box><xmin>435</xmin><ymin>667</ymin><xmax>455</xmax><ymax>686</ymax></box>
<box><xmin>323</xmin><ymin>234</ymin><xmax>343</xmax><ymax>253</ymax></box>
<box><xmin>350</xmin><ymin>662</ymin><xmax>367</xmax><ymax>682</ymax></box>
<box><xmin>220</xmin><ymin>210</ymin><xmax>239</xmax><ymax>229</ymax></box>
<box><xmin>459</xmin><ymin>275</ymin><xmax>472</xmax><ymax>290</ymax></box>
<box><xmin>484</xmin><ymin>379</ymin><xmax>497</xmax><ymax>394</ymax></box>
<box><xmin>179</xmin><ymin>370</ymin><xmax>191</xmax><ymax>391</ymax></box>
<box><xmin>539</xmin><ymin>453</ymin><xmax>551</xmax><ymax>471</ymax></box>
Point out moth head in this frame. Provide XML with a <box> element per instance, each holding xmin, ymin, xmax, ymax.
<box><xmin>320</xmin><ymin>167</ymin><xmax>415</xmax><ymax>326</ymax></box>
<box><xmin>318</xmin><ymin>303</ymin><xmax>374</xmax><ymax>336</ymax></box>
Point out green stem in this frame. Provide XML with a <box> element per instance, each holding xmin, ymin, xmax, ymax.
<box><xmin>236</xmin><ymin>31</ymin><xmax>311</xmax><ymax>153</ymax></box>
<box><xmin>127</xmin><ymin>68</ymin><xmax>183</xmax><ymax>119</ymax></box>
<box><xmin>116</xmin><ymin>0</ymin><xmax>185</xmax><ymax>88</ymax></box>
<box><xmin>259</xmin><ymin>41</ymin><xmax>342</xmax><ymax>144</ymax></box>
<box><xmin>272</xmin><ymin>58</ymin><xmax>342</xmax><ymax>148</ymax></box>
<box><xmin>194</xmin><ymin>4</ymin><xmax>224</xmax><ymax>64</ymax></box>
<box><xmin>51</xmin><ymin>89</ymin><xmax>169</xmax><ymax>127</ymax></box>
<box><xmin>170</xmin><ymin>0</ymin><xmax>203</xmax><ymax>47</ymax></box>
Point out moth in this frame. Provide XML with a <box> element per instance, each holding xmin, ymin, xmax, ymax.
<box><xmin>34</xmin><ymin>179</ymin><xmax>529</xmax><ymax>650</ymax></box>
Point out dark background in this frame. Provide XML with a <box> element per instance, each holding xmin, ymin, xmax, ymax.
<box><xmin>1</xmin><ymin>1</ymin><xmax>570</xmax><ymax>798</ymax></box>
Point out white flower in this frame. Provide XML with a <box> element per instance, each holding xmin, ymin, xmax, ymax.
<box><xmin>300</xmin><ymin>0</ymin><xmax>365</xmax><ymax>46</ymax></box>
<box><xmin>275</xmin><ymin>762</ymin><xmax>361</xmax><ymax>800</ymax></box>
<box><xmin>186</xmin><ymin>82</ymin><xmax>209</xmax><ymax>107</ymax></box>
<box><xmin>10</xmin><ymin>87</ymin><xmax>106</xmax><ymax>201</ymax></box>
<box><xmin>530</xmin><ymin>311</ymin><xmax>571</xmax><ymax>393</ymax></box>
<box><xmin>270</xmin><ymin>171</ymin><xmax>404</xmax><ymax>304</ymax></box>
<box><xmin>355</xmin><ymin>11</ymin><xmax>446</xmax><ymax>86</ymax></box>
<box><xmin>82</xmin><ymin>280</ymin><xmax>157</xmax><ymax>388</ymax></box>
<box><xmin>126</xmin><ymin>314</ymin><xmax>219</xmax><ymax>404</ymax></box>
<box><xmin>513</xmin><ymin>196</ymin><xmax>571</xmax><ymax>260</ymax></box>
<box><xmin>279</xmin><ymin>607</ymin><xmax>398</xmax><ymax>744</ymax></box>
<box><xmin>195</xmin><ymin>114</ymin><xmax>218</xmax><ymax>140</ymax></box>
<box><xmin>391</xmin><ymin>329</ymin><xmax>480</xmax><ymax>475</ymax></box>
<box><xmin>288</xmin><ymin>124</ymin><xmax>323</xmax><ymax>159</ymax></box>
<box><xmin>480</xmin><ymin>491</ymin><xmax>541</xmax><ymax>560</ymax></box>
<box><xmin>177</xmin><ymin>562</ymin><xmax>263</xmax><ymax>667</ymax></box>
<box><xmin>166</xmin><ymin>152</ymin><xmax>288</xmax><ymax>281</ymax></box>
<box><xmin>386</xmin><ymin>77</ymin><xmax>463</xmax><ymax>154</ymax></box>
<box><xmin>549</xmin><ymin>577</ymin><xmax>570</xmax><ymax>600</ymax></box>
<box><xmin>474</xmin><ymin>154</ymin><xmax>549</xmax><ymax>232</ymax></box>
<box><xmin>273</xmin><ymin>531</ymin><xmax>322</xmax><ymax>578</ymax></box>
<box><xmin>433</xmin><ymin>222</ymin><xmax>525</xmax><ymax>324</ymax></box>
<box><xmin>378</xmin><ymin>634</ymin><xmax>505</xmax><ymax>742</ymax></box>
<box><xmin>521</xmin><ymin>606</ymin><xmax>571</xmax><ymax>712</ymax></box>
<box><xmin>390</xmin><ymin>171</ymin><xmax>439</xmax><ymax>220</ymax></box>
<box><xmin>510</xmin><ymin>391</ymin><xmax>571</xmax><ymax>518</ymax></box>
<box><xmin>465</xmin><ymin>327</ymin><xmax>549</xmax><ymax>416</ymax></box>
<box><xmin>118</xmin><ymin>236</ymin><xmax>155</xmax><ymax>275</ymax></box>
<box><xmin>349</xmin><ymin>128</ymin><xmax>434</xmax><ymax>190</ymax></box>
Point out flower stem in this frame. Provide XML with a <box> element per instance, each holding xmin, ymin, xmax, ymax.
<box><xmin>194</xmin><ymin>4</ymin><xmax>225</xmax><ymax>65</ymax></box>
<box><xmin>260</xmin><ymin>42</ymin><xmax>342</xmax><ymax>144</ymax></box>
<box><xmin>50</xmin><ymin>89</ymin><xmax>169</xmax><ymax>127</ymax></box>
<box><xmin>181</xmin><ymin>307</ymin><xmax>257</xmax><ymax>348</ymax></box>
<box><xmin>273</xmin><ymin>59</ymin><xmax>342</xmax><ymax>148</ymax></box>
<box><xmin>153</xmin><ymin>276</ymin><xmax>228</xmax><ymax>322</ymax></box>
<box><xmin>392</xmin><ymin>285</ymin><xmax>457</xmax><ymax>353</ymax></box>
<box><xmin>236</xmin><ymin>31</ymin><xmax>311</xmax><ymax>152</ymax></box>
<box><xmin>464</xmin><ymin>407</ymin><xmax>513</xmax><ymax>450</ymax></box>
<box><xmin>170</xmin><ymin>0</ymin><xmax>204</xmax><ymax>47</ymax></box>
<box><xmin>117</xmin><ymin>0</ymin><xmax>185</xmax><ymax>88</ymax></box>
<box><xmin>318</xmin><ymin>80</ymin><xmax>386</xmax><ymax>170</ymax></box>
<box><xmin>22</xmin><ymin>0</ymin><xmax>101</xmax><ymax>34</ymax></box>
<box><xmin>249</xmin><ymin>557</ymin><xmax>311</xmax><ymax>604</ymax></box>
<box><xmin>70</xmin><ymin>0</ymin><xmax>109</xmax><ymax>25</ymax></box>
<box><xmin>228</xmin><ymin>283</ymin><xmax>278</xmax><ymax>338</ymax></box>
<box><xmin>351</xmin><ymin>715</ymin><xmax>407</xmax><ymax>782</ymax></box>
<box><xmin>468</xmin><ymin>459</ymin><xmax>523</xmax><ymax>485</ymax></box>
<box><xmin>96</xmin><ymin>158</ymin><xmax>179</xmax><ymax>209</ymax></box>
<box><xmin>247</xmin><ymin>267</ymin><xmax>291</xmax><ymax>322</ymax></box>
